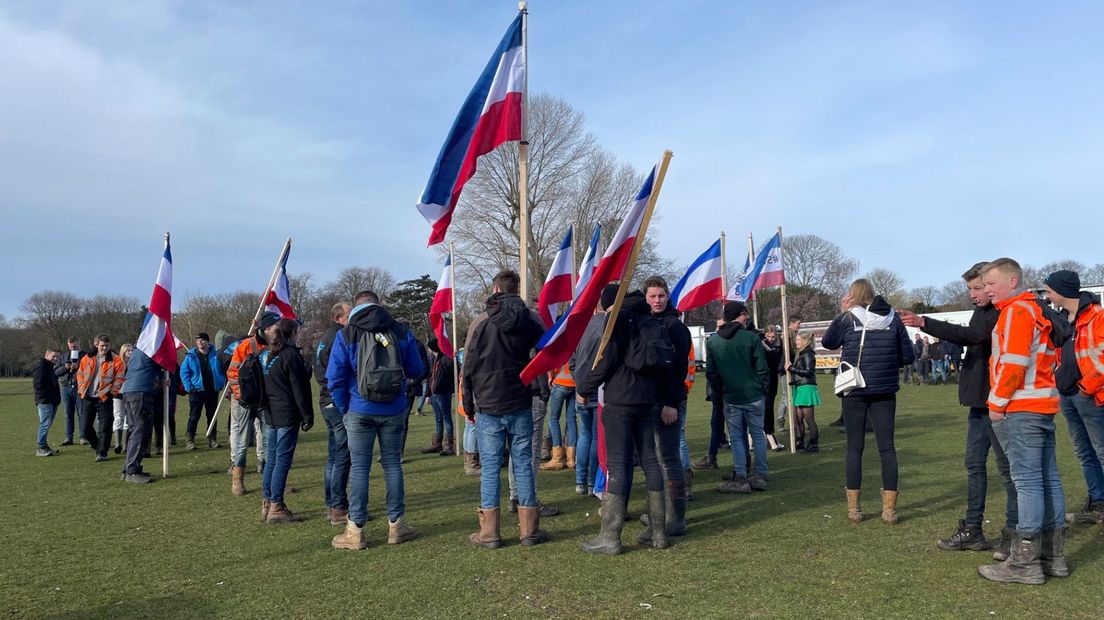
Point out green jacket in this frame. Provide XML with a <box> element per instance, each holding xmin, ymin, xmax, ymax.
<box><xmin>706</xmin><ymin>322</ymin><xmax>769</xmax><ymax>405</ymax></box>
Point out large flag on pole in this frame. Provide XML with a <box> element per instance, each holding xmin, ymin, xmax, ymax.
<box><xmin>416</xmin><ymin>14</ymin><xmax>525</xmax><ymax>246</ymax></box>
<box><xmin>135</xmin><ymin>236</ymin><xmax>176</xmax><ymax>370</ymax></box>
<box><xmin>574</xmin><ymin>224</ymin><xmax>601</xmax><ymax>298</ymax></box>
<box><xmin>520</xmin><ymin>166</ymin><xmax>657</xmax><ymax>384</ymax></box>
<box><xmin>731</xmin><ymin>232</ymin><xmax>784</xmax><ymax>301</ymax></box>
<box><xmin>670</xmin><ymin>239</ymin><xmax>723</xmax><ymax>313</ymax></box>
<box><xmin>264</xmin><ymin>245</ymin><xmax>296</xmax><ymax>319</ymax></box>
<box><xmin>726</xmin><ymin>254</ymin><xmax>752</xmax><ymax>301</ymax></box>
<box><xmin>429</xmin><ymin>254</ymin><xmax>455</xmax><ymax>358</ymax></box>
<box><xmin>537</xmin><ymin>225</ymin><xmax>574</xmax><ymax>327</ymax></box>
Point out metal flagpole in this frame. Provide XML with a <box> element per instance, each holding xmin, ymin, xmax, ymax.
<box><xmin>748</xmin><ymin>233</ymin><xmax>760</xmax><ymax>328</ymax></box>
<box><xmin>517</xmin><ymin>1</ymin><xmax>531</xmax><ymax>301</ymax></box>
<box><xmin>777</xmin><ymin>226</ymin><xmax>797</xmax><ymax>454</ymax></box>
<box><xmin>450</xmin><ymin>242</ymin><xmax>462</xmax><ymax>456</ymax></box>
<box><xmin>205</xmin><ymin>238</ymin><xmax>291</xmax><ymax>438</ymax></box>
<box><xmin>720</xmin><ymin>231</ymin><xmax>728</xmax><ymax>303</ymax></box>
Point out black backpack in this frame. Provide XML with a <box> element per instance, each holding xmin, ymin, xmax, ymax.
<box><xmin>237</xmin><ymin>352</ymin><xmax>268</xmax><ymax>410</ymax></box>
<box><xmin>1034</xmin><ymin>300</ymin><xmax>1073</xmax><ymax>349</ymax></box>
<box><xmin>624</xmin><ymin>313</ymin><xmax>676</xmax><ymax>372</ymax></box>
<box><xmin>349</xmin><ymin>326</ymin><xmax>406</xmax><ymax>402</ymax></box>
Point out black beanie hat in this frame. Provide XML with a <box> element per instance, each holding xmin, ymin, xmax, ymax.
<box><xmin>258</xmin><ymin>311</ymin><xmax>281</xmax><ymax>330</ymax></box>
<box><xmin>600</xmin><ymin>283</ymin><xmax>620</xmax><ymax>311</ymax></box>
<box><xmin>723</xmin><ymin>301</ymin><xmax>748</xmax><ymax>322</ymax></box>
<box><xmin>1045</xmin><ymin>270</ymin><xmax>1081</xmax><ymax>299</ymax></box>
<box><xmin>196</xmin><ymin>332</ymin><xmax>210</xmax><ymax>342</ymax></box>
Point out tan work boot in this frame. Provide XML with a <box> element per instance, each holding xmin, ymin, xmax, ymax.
<box><xmin>231</xmin><ymin>466</ymin><xmax>246</xmax><ymax>496</ymax></box>
<box><xmin>565</xmin><ymin>446</ymin><xmax>576</xmax><ymax>469</ymax></box>
<box><xmin>469</xmin><ymin>507</ymin><xmax>502</xmax><ymax>549</ymax></box>
<box><xmin>387</xmin><ymin>518</ymin><xmax>418</xmax><ymax>544</ymax></box>
<box><xmin>260</xmin><ymin>499</ymin><xmax>271</xmax><ymax>522</ymax></box>
<box><xmin>846</xmin><ymin>489</ymin><xmax>863</xmax><ymax>523</ymax></box>
<box><xmin>540</xmin><ymin>446</ymin><xmax>566</xmax><ymax>471</ymax></box>
<box><xmin>518</xmin><ymin>505</ymin><xmax>551</xmax><ymax>546</ymax></box>
<box><xmin>881</xmin><ymin>489</ymin><xmax>898</xmax><ymax>525</ymax></box>
<box><xmin>463</xmin><ymin>452</ymin><xmax>481</xmax><ymax>477</ymax></box>
<box><xmin>420</xmin><ymin>434</ymin><xmax>442</xmax><ymax>454</ymax></box>
<box><xmin>266</xmin><ymin>502</ymin><xmax>299</xmax><ymax>524</ymax></box>
<box><xmin>332</xmin><ymin>520</ymin><xmax>368</xmax><ymax>550</ymax></box>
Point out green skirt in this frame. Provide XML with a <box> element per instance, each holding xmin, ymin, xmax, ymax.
<box><xmin>792</xmin><ymin>384</ymin><xmax>822</xmax><ymax>407</ymax></box>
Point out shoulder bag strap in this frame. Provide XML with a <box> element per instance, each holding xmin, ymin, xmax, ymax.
<box><xmin>856</xmin><ymin>306</ymin><xmax>871</xmax><ymax>368</ymax></box>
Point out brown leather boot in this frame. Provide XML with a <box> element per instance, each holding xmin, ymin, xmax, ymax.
<box><xmin>231</xmin><ymin>466</ymin><xmax>246</xmax><ymax>496</ymax></box>
<box><xmin>518</xmin><ymin>505</ymin><xmax>551</xmax><ymax>546</ymax></box>
<box><xmin>469</xmin><ymin>508</ymin><xmax>502</xmax><ymax>549</ymax></box>
<box><xmin>332</xmin><ymin>520</ymin><xmax>368</xmax><ymax>550</ymax></box>
<box><xmin>260</xmin><ymin>499</ymin><xmax>271</xmax><ymax>522</ymax></box>
<box><xmin>329</xmin><ymin>506</ymin><xmax>349</xmax><ymax>526</ymax></box>
<box><xmin>463</xmin><ymin>452</ymin><xmax>481</xmax><ymax>477</ymax></box>
<box><xmin>540</xmin><ymin>446</ymin><xmax>566</xmax><ymax>471</ymax></box>
<box><xmin>846</xmin><ymin>489</ymin><xmax>863</xmax><ymax>523</ymax></box>
<box><xmin>881</xmin><ymin>489</ymin><xmax>898</xmax><ymax>525</ymax></box>
<box><xmin>266</xmin><ymin>502</ymin><xmax>299</xmax><ymax>524</ymax></box>
<box><xmin>439</xmin><ymin>435</ymin><xmax>456</xmax><ymax>456</ymax></box>
<box><xmin>420</xmin><ymin>434</ymin><xmax>442</xmax><ymax>453</ymax></box>
<box><xmin>565</xmin><ymin>446</ymin><xmax>576</xmax><ymax>468</ymax></box>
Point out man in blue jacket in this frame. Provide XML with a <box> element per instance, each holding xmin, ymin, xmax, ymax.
<box><xmin>119</xmin><ymin>348</ymin><xmax>162</xmax><ymax>484</ymax></box>
<box><xmin>327</xmin><ymin>290</ymin><xmax>425</xmax><ymax>550</ymax></box>
<box><xmin>180</xmin><ymin>333</ymin><xmax>227</xmax><ymax>451</ymax></box>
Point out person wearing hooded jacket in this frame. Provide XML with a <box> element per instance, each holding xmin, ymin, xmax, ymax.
<box><xmin>463</xmin><ymin>270</ymin><xmax>551</xmax><ymax>550</ymax></box>
<box><xmin>821</xmin><ymin>278</ymin><xmax>915</xmax><ymax>525</ymax></box>
<box><xmin>316</xmin><ymin>302</ymin><xmax>352</xmax><ymax>526</ymax></box>
<box><xmin>327</xmin><ymin>290</ymin><xmax>424</xmax><ymax>550</ymax></box>
<box><xmin>225</xmin><ymin>312</ymin><xmax>281</xmax><ymax>496</ymax></box>
<box><xmin>180</xmin><ymin>333</ymin><xmax>226</xmax><ymax>451</ymax></box>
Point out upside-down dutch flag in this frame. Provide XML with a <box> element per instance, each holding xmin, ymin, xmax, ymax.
<box><xmin>574</xmin><ymin>224</ymin><xmax>601</xmax><ymax>299</ymax></box>
<box><xmin>416</xmin><ymin>14</ymin><xmax>525</xmax><ymax>246</ymax></box>
<box><xmin>135</xmin><ymin>237</ymin><xmax>176</xmax><ymax>370</ymax></box>
<box><xmin>520</xmin><ymin>166</ymin><xmax>657</xmax><ymax>384</ymax></box>
<box><xmin>726</xmin><ymin>253</ymin><xmax>752</xmax><ymax>301</ymax></box>
<box><xmin>429</xmin><ymin>255</ymin><xmax>455</xmax><ymax>358</ymax></box>
<box><xmin>537</xmin><ymin>226</ymin><xmax>574</xmax><ymax>327</ymax></box>
<box><xmin>264</xmin><ymin>246</ymin><xmax>296</xmax><ymax>319</ymax></box>
<box><xmin>670</xmin><ymin>239</ymin><xmax>724</xmax><ymax>313</ymax></box>
<box><xmin>731</xmin><ymin>232</ymin><xmax>784</xmax><ymax>301</ymax></box>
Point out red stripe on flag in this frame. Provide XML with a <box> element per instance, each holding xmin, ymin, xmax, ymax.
<box><xmin>148</xmin><ymin>284</ymin><xmax>171</xmax><ymax>320</ymax></box>
<box><xmin>677</xmin><ymin>278</ymin><xmax>723</xmax><ymax>313</ymax></box>
<box><xmin>537</xmin><ymin>273</ymin><xmax>574</xmax><ymax>328</ymax></box>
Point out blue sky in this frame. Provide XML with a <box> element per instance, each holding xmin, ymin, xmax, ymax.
<box><xmin>2</xmin><ymin>1</ymin><xmax>1101</xmax><ymax>318</ymax></box>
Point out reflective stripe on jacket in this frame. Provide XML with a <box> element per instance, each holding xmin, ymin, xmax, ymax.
<box><xmin>552</xmin><ymin>363</ymin><xmax>575</xmax><ymax>388</ymax></box>
<box><xmin>1075</xmin><ymin>301</ymin><xmax>1104</xmax><ymax>404</ymax></box>
<box><xmin>685</xmin><ymin>348</ymin><xmax>697</xmax><ymax>394</ymax></box>
<box><xmin>988</xmin><ymin>291</ymin><xmax>1059</xmax><ymax>414</ymax></box>
<box><xmin>226</xmin><ymin>337</ymin><xmax>263</xmax><ymax>400</ymax></box>
<box><xmin>76</xmin><ymin>353</ymin><xmax>126</xmax><ymax>401</ymax></box>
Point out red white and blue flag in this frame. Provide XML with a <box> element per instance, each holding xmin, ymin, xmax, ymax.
<box><xmin>574</xmin><ymin>224</ymin><xmax>602</xmax><ymax>299</ymax></box>
<box><xmin>264</xmin><ymin>246</ymin><xmax>296</xmax><ymax>319</ymax></box>
<box><xmin>730</xmin><ymin>232</ymin><xmax>784</xmax><ymax>301</ymax></box>
<box><xmin>670</xmin><ymin>239</ymin><xmax>724</xmax><ymax>312</ymax></box>
<box><xmin>429</xmin><ymin>254</ymin><xmax>455</xmax><ymax>358</ymax></box>
<box><xmin>520</xmin><ymin>165</ymin><xmax>657</xmax><ymax>384</ymax></box>
<box><xmin>537</xmin><ymin>226</ymin><xmax>574</xmax><ymax>327</ymax></box>
<box><xmin>135</xmin><ymin>237</ymin><xmax>176</xmax><ymax>370</ymax></box>
<box><xmin>726</xmin><ymin>254</ymin><xmax>752</xmax><ymax>301</ymax></box>
<box><xmin>417</xmin><ymin>14</ymin><xmax>525</xmax><ymax>246</ymax></box>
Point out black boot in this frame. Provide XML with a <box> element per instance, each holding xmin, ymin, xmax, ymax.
<box><xmin>113</xmin><ymin>430</ymin><xmax>124</xmax><ymax>454</ymax></box>
<box><xmin>581</xmin><ymin>493</ymin><xmax>625</xmax><ymax>555</ymax></box>
<box><xmin>978</xmin><ymin>533</ymin><xmax>1045</xmax><ymax>585</ymax></box>
<box><xmin>938</xmin><ymin>519</ymin><xmax>991</xmax><ymax>551</ymax></box>
<box><xmin>665</xmin><ymin>480</ymin><xmax>687</xmax><ymax>537</ymax></box>
<box><xmin>992</xmin><ymin>526</ymin><xmax>1015</xmax><ymax>561</ymax></box>
<box><xmin>828</xmin><ymin>415</ymin><xmax>844</xmax><ymax>427</ymax></box>
<box><xmin>794</xmin><ymin>436</ymin><xmax>805</xmax><ymax>452</ymax></box>
<box><xmin>637</xmin><ymin>491</ymin><xmax>669</xmax><ymax>549</ymax></box>
<box><xmin>804</xmin><ymin>438</ymin><xmax>819</xmax><ymax>454</ymax></box>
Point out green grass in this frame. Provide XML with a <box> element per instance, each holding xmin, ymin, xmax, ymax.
<box><xmin>1</xmin><ymin>376</ymin><xmax>1102</xmax><ymax>619</ymax></box>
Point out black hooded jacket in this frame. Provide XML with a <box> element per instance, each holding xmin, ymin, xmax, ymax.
<box><xmin>462</xmin><ymin>293</ymin><xmax>545</xmax><ymax>415</ymax></box>
<box><xmin>920</xmin><ymin>303</ymin><xmax>999</xmax><ymax>409</ymax></box>
<box><xmin>654</xmin><ymin>303</ymin><xmax>693</xmax><ymax>407</ymax></box>
<box><xmin>314</xmin><ymin>320</ymin><xmax>342</xmax><ymax>407</ymax></box>
<box><xmin>1057</xmin><ymin>292</ymin><xmax>1101</xmax><ymax>396</ymax></box>
<box><xmin>576</xmin><ymin>292</ymin><xmax>661</xmax><ymax>408</ymax></box>
<box><xmin>261</xmin><ymin>346</ymin><xmax>315</xmax><ymax>429</ymax></box>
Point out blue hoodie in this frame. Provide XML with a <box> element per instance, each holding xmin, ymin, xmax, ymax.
<box><xmin>326</xmin><ymin>304</ymin><xmax>425</xmax><ymax>416</ymax></box>
<box><xmin>180</xmin><ymin>346</ymin><xmax>227</xmax><ymax>392</ymax></box>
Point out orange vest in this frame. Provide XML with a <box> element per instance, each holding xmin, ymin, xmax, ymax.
<box><xmin>76</xmin><ymin>353</ymin><xmax>126</xmax><ymax>401</ymax></box>
<box><xmin>227</xmin><ymin>337</ymin><xmax>264</xmax><ymax>400</ymax></box>
<box><xmin>552</xmin><ymin>363</ymin><xmax>575</xmax><ymax>388</ymax></box>
<box><xmin>685</xmin><ymin>348</ymin><xmax>697</xmax><ymax>394</ymax></box>
<box><xmin>1074</xmin><ymin>302</ymin><xmax>1104</xmax><ymax>405</ymax></box>
<box><xmin>988</xmin><ymin>291</ymin><xmax>1059</xmax><ymax>414</ymax></box>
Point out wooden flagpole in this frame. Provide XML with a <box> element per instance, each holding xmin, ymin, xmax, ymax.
<box><xmin>517</xmin><ymin>1</ymin><xmax>531</xmax><ymax>302</ymax></box>
<box><xmin>205</xmin><ymin>238</ymin><xmax>291</xmax><ymax>438</ymax></box>
<box><xmin>162</xmin><ymin>231</ymin><xmax>171</xmax><ymax>478</ymax></box>
<box><xmin>777</xmin><ymin>226</ymin><xmax>797</xmax><ymax>454</ymax></box>
<box><xmin>748</xmin><ymin>233</ymin><xmax>760</xmax><ymax>328</ymax></box>
<box><xmin>450</xmin><ymin>242</ymin><xmax>463</xmax><ymax>456</ymax></box>
<box><xmin>592</xmin><ymin>150</ymin><xmax>674</xmax><ymax>369</ymax></box>
<box><xmin>719</xmin><ymin>231</ymin><xmax>728</xmax><ymax>303</ymax></box>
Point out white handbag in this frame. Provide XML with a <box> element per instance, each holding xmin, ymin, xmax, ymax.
<box><xmin>834</xmin><ymin>308</ymin><xmax>869</xmax><ymax>396</ymax></box>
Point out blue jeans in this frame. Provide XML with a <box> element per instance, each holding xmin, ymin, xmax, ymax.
<box><xmin>477</xmin><ymin>410</ymin><xmax>535</xmax><ymax>509</ymax></box>
<box><xmin>547</xmin><ymin>384</ymin><xmax>576</xmax><ymax>448</ymax></box>
<box><xmin>575</xmin><ymin>402</ymin><xmax>599</xmax><ymax>486</ymax></box>
<box><xmin>262</xmin><ymin>425</ymin><xmax>300</xmax><ymax>504</ymax></box>
<box><xmin>1060</xmin><ymin>394</ymin><xmax>1104</xmax><ymax>503</ymax></box>
<box><xmin>463</xmin><ymin>418</ymin><xmax>478</xmax><ymax>453</ymax></box>
<box><xmin>931</xmin><ymin>359</ymin><xmax>946</xmax><ymax>383</ymax></box>
<box><xmin>61</xmin><ymin>385</ymin><xmax>78</xmax><ymax>441</ymax></box>
<box><xmin>36</xmin><ymin>403</ymin><xmax>57</xmax><ymax>448</ymax></box>
<box><xmin>724</xmin><ymin>400</ymin><xmax>767</xmax><ymax>479</ymax></box>
<box><xmin>346</xmin><ymin>413</ymin><xmax>406</xmax><ymax>524</ymax></box>
<box><xmin>1004</xmin><ymin>412</ymin><xmax>1066</xmax><ymax>535</ymax></box>
<box><xmin>677</xmin><ymin>400</ymin><xmax>690</xmax><ymax>470</ymax></box>
<box><xmin>431</xmin><ymin>394</ymin><xmax>454</xmax><ymax>438</ymax></box>
<box><xmin>964</xmin><ymin>407</ymin><xmax>1017</xmax><ymax>529</ymax></box>
<box><xmin>322</xmin><ymin>405</ymin><xmax>350</xmax><ymax>509</ymax></box>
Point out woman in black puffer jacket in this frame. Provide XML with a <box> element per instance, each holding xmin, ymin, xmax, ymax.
<box><xmin>786</xmin><ymin>333</ymin><xmax>820</xmax><ymax>453</ymax></box>
<box><xmin>821</xmin><ymin>279</ymin><xmax>915</xmax><ymax>525</ymax></box>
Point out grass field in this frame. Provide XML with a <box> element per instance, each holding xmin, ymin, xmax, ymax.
<box><xmin>2</xmin><ymin>376</ymin><xmax>1102</xmax><ymax>619</ymax></box>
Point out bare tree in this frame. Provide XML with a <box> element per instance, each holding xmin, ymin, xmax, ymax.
<box><xmin>1084</xmin><ymin>263</ymin><xmax>1104</xmax><ymax>285</ymax></box>
<box><xmin>783</xmin><ymin>234</ymin><xmax>858</xmax><ymax>297</ymax></box>
<box><xmin>20</xmin><ymin>291</ymin><xmax>84</xmax><ymax>349</ymax></box>
<box><xmin>938</xmin><ymin>280</ymin><xmax>973</xmax><ymax>311</ymax></box>
<box><xmin>77</xmin><ymin>294</ymin><xmax>143</xmax><ymax>345</ymax></box>
<box><xmin>325</xmin><ymin>267</ymin><xmax>396</xmax><ymax>303</ymax></box>
<box><xmin>863</xmin><ymin>268</ymin><xmax>906</xmax><ymax>305</ymax></box>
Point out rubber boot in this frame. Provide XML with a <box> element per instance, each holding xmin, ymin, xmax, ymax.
<box><xmin>469</xmin><ymin>508</ymin><xmax>502</xmax><ymax>549</ymax></box>
<box><xmin>439</xmin><ymin>435</ymin><xmax>456</xmax><ymax>456</ymax></box>
<box><xmin>463</xmin><ymin>452</ymin><xmax>481</xmax><ymax>477</ymax></box>
<box><xmin>540</xmin><ymin>435</ymin><xmax>552</xmax><ymax>461</ymax></box>
<box><xmin>1041</xmin><ymin>528</ymin><xmax>1069</xmax><ymax>577</ymax></box>
<box><xmin>565</xmin><ymin>446</ymin><xmax>576</xmax><ymax>469</ymax></box>
<box><xmin>518</xmin><ymin>505</ymin><xmax>551</xmax><ymax>546</ymax></box>
<box><xmin>637</xmin><ymin>491</ymin><xmax>670</xmax><ymax>549</ymax></box>
<box><xmin>978</xmin><ymin>533</ymin><xmax>1046</xmax><ymax>584</ymax></box>
<box><xmin>881</xmin><ymin>489</ymin><xmax>898</xmax><ymax>525</ymax></box>
<box><xmin>114</xmin><ymin>430</ymin><xmax>124</xmax><ymax>454</ymax></box>
<box><xmin>387</xmin><ymin>517</ymin><xmax>418</xmax><ymax>544</ymax></box>
<box><xmin>186</xmin><ymin>432</ymin><xmax>197</xmax><ymax>451</ymax></box>
<box><xmin>540</xmin><ymin>446</ymin><xmax>566</xmax><ymax>471</ymax></box>
<box><xmin>332</xmin><ymin>520</ymin><xmax>368</xmax><ymax>550</ymax></box>
<box><xmin>581</xmin><ymin>493</ymin><xmax>625</xmax><ymax>555</ymax></box>
<box><xmin>665</xmin><ymin>479</ymin><xmax>688</xmax><ymax>536</ymax></box>
<box><xmin>846</xmin><ymin>489</ymin><xmax>863</xmax><ymax>523</ymax></box>
<box><xmin>420</xmin><ymin>433</ymin><xmax>442</xmax><ymax>454</ymax></box>
<box><xmin>231</xmin><ymin>466</ymin><xmax>246</xmax><ymax>496</ymax></box>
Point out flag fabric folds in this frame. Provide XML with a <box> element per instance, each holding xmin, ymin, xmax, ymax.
<box><xmin>520</xmin><ymin>165</ymin><xmax>657</xmax><ymax>385</ymax></box>
<box><xmin>726</xmin><ymin>254</ymin><xmax>752</xmax><ymax>301</ymax></box>
<box><xmin>574</xmin><ymin>224</ymin><xmax>601</xmax><ymax>299</ymax></box>
<box><xmin>264</xmin><ymin>246</ymin><xmax>296</xmax><ymax>319</ymax></box>
<box><xmin>731</xmin><ymin>232</ymin><xmax>784</xmax><ymax>301</ymax></box>
<box><xmin>537</xmin><ymin>226</ymin><xmax>574</xmax><ymax>327</ymax></box>
<box><xmin>135</xmin><ymin>238</ymin><xmax>176</xmax><ymax>370</ymax></box>
<box><xmin>670</xmin><ymin>239</ymin><xmax>723</xmax><ymax>313</ymax></box>
<box><xmin>416</xmin><ymin>14</ymin><xmax>525</xmax><ymax>246</ymax></box>
<box><xmin>430</xmin><ymin>255</ymin><xmax>455</xmax><ymax>358</ymax></box>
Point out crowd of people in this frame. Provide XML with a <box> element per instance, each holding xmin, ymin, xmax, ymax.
<box><xmin>27</xmin><ymin>260</ymin><xmax>1104</xmax><ymax>582</ymax></box>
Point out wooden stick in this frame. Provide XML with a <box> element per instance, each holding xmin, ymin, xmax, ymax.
<box><xmin>777</xmin><ymin>226</ymin><xmax>797</xmax><ymax>454</ymax></box>
<box><xmin>592</xmin><ymin>150</ymin><xmax>674</xmax><ymax>369</ymax></box>
<box><xmin>517</xmin><ymin>4</ymin><xmax>531</xmax><ymax>302</ymax></box>
<box><xmin>719</xmin><ymin>231</ymin><xmax>727</xmax><ymax>303</ymax></box>
<box><xmin>748</xmin><ymin>232</ymin><xmax>760</xmax><ymax>328</ymax></box>
<box><xmin>162</xmin><ymin>369</ymin><xmax>170</xmax><ymax>478</ymax></box>
<box><xmin>450</xmin><ymin>242</ymin><xmax>462</xmax><ymax>456</ymax></box>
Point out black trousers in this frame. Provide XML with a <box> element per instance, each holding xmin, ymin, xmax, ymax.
<box><xmin>651</xmin><ymin>404</ymin><xmax>685</xmax><ymax>482</ymax></box>
<box><xmin>707</xmin><ymin>396</ymin><xmax>727</xmax><ymax>457</ymax></box>
<box><xmin>842</xmin><ymin>393</ymin><xmax>898</xmax><ymax>491</ymax></box>
<box><xmin>83</xmin><ymin>398</ymin><xmax>114</xmax><ymax>457</ymax></box>
<box><xmin>186</xmin><ymin>390</ymin><xmax>219</xmax><ymax>436</ymax></box>
<box><xmin>603</xmin><ymin>404</ymin><xmax>663</xmax><ymax>497</ymax></box>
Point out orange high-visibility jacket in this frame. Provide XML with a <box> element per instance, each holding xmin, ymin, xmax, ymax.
<box><xmin>685</xmin><ymin>347</ymin><xmax>697</xmax><ymax>394</ymax></box>
<box><xmin>552</xmin><ymin>363</ymin><xmax>575</xmax><ymax>388</ymax></box>
<box><xmin>226</xmin><ymin>337</ymin><xmax>264</xmax><ymax>400</ymax></box>
<box><xmin>988</xmin><ymin>291</ymin><xmax>1059</xmax><ymax>414</ymax></box>
<box><xmin>76</xmin><ymin>353</ymin><xmax>126</xmax><ymax>401</ymax></box>
<box><xmin>1074</xmin><ymin>301</ymin><xmax>1104</xmax><ymax>404</ymax></box>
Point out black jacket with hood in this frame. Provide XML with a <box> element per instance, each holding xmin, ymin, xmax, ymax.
<box><xmin>821</xmin><ymin>295</ymin><xmax>915</xmax><ymax>396</ymax></box>
<box><xmin>314</xmin><ymin>320</ymin><xmax>342</xmax><ymax>407</ymax></box>
<box><xmin>461</xmin><ymin>293</ymin><xmax>545</xmax><ymax>415</ymax></box>
<box><xmin>920</xmin><ymin>303</ymin><xmax>999</xmax><ymax>409</ymax></box>
<box><xmin>261</xmin><ymin>346</ymin><xmax>315</xmax><ymax>429</ymax></box>
<box><xmin>427</xmin><ymin>340</ymin><xmax>455</xmax><ymax>396</ymax></box>
<box><xmin>654</xmin><ymin>304</ymin><xmax>693</xmax><ymax>408</ymax></box>
<box><xmin>34</xmin><ymin>358</ymin><xmax>62</xmax><ymax>406</ymax></box>
<box><xmin>576</xmin><ymin>291</ymin><xmax>661</xmax><ymax>408</ymax></box>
